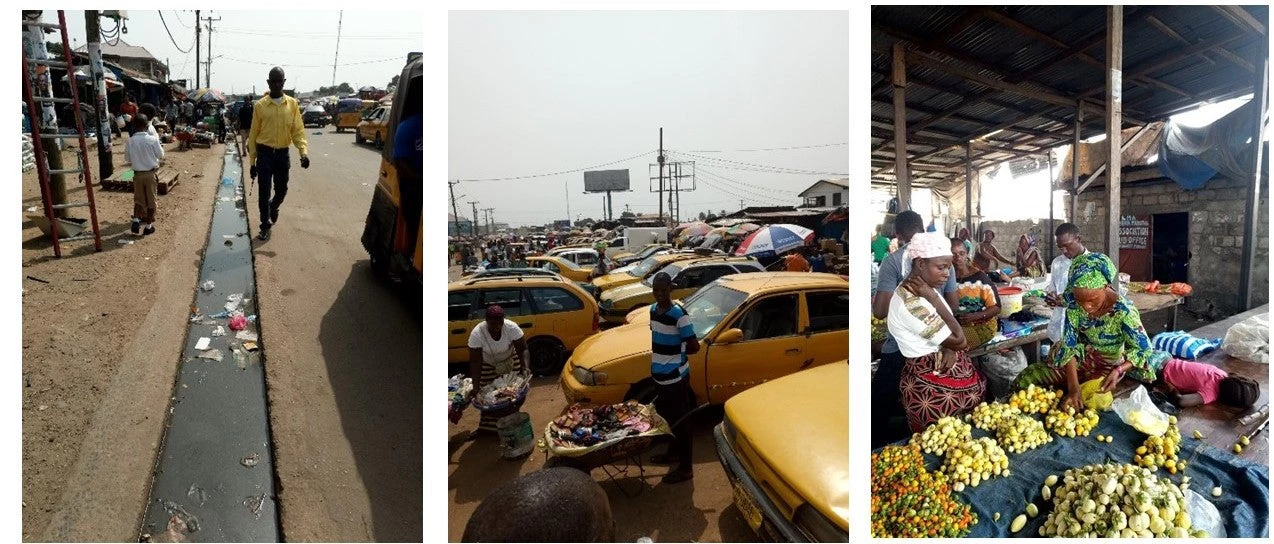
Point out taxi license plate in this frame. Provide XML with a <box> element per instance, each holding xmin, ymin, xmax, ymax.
<box><xmin>732</xmin><ymin>483</ymin><xmax>764</xmax><ymax>532</ymax></box>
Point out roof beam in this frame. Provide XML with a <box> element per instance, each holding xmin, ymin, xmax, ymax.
<box><xmin>871</xmin><ymin>99</ymin><xmax>1071</xmax><ymax>141</ymax></box>
<box><xmin>1212</xmin><ymin>5</ymin><xmax>1266</xmax><ymax>36</ymax></box>
<box><xmin>1077</xmin><ymin>31</ymin><xmax>1250</xmax><ymax>99</ymax></box>
<box><xmin>1144</xmin><ymin>13</ymin><xmax>1253</xmax><ymax>73</ymax></box>
<box><xmin>1076</xmin><ymin>122</ymin><xmax>1156</xmax><ymax>193</ymax></box>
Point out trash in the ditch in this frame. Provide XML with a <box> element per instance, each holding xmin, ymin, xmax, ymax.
<box><xmin>241</xmin><ymin>452</ymin><xmax>260</xmax><ymax>467</ymax></box>
<box><xmin>225</xmin><ymin>294</ymin><xmax>244</xmax><ymax>312</ymax></box>
<box><xmin>243</xmin><ymin>341</ymin><xmax>259</xmax><ymax>352</ymax></box>
<box><xmin>186</xmin><ymin>483</ymin><xmax>208</xmax><ymax>507</ymax></box>
<box><xmin>221</xmin><ymin>176</ymin><xmax>233</xmax><ymax>186</ymax></box>
<box><xmin>218</xmin><ymin>197</ymin><xmax>232</xmax><ymax>202</ymax></box>
<box><xmin>224</xmin><ymin>240</ymin><xmax>233</xmax><ymax>247</ymax></box>
<box><xmin>209</xmin><ymin>310</ymin><xmax>231</xmax><ymax>319</ymax></box>
<box><xmin>194</xmin><ymin>337</ymin><xmax>211</xmax><ymax>351</ymax></box>
<box><xmin>118</xmin><ymin>239</ymin><xmax>134</xmax><ymax>245</ymax></box>
<box><xmin>243</xmin><ymin>493</ymin><xmax>268</xmax><ymax>518</ymax></box>
<box><xmin>235</xmin><ymin>330</ymin><xmax>259</xmax><ymax>342</ymax></box>
<box><xmin>232</xmin><ymin>347</ymin><xmax>247</xmax><ymax>369</ymax></box>
<box><xmin>199</xmin><ymin>280</ymin><xmax>215</xmax><ymax>292</ymax></box>
<box><xmin>229</xmin><ymin>313</ymin><xmax>248</xmax><ymax>331</ymax></box>
<box><xmin>160</xmin><ymin>500</ymin><xmax>200</xmax><ymax>533</ymax></box>
<box><xmin>197</xmin><ymin>349</ymin><xmax>223</xmax><ymax>362</ymax></box>
<box><xmin>211</xmin><ymin>326</ymin><xmax>226</xmax><ymax>337</ymax></box>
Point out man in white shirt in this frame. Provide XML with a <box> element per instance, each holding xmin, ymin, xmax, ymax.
<box><xmin>124</xmin><ymin>114</ymin><xmax>164</xmax><ymax>236</ymax></box>
<box><xmin>1046</xmin><ymin>223</ymin><xmax>1089</xmax><ymax>345</ymax></box>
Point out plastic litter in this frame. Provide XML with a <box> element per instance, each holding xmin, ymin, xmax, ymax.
<box><xmin>186</xmin><ymin>483</ymin><xmax>208</xmax><ymax>507</ymax></box>
<box><xmin>197</xmin><ymin>349</ymin><xmax>223</xmax><ymax>362</ymax></box>
<box><xmin>228</xmin><ymin>313</ymin><xmax>248</xmax><ymax>331</ymax></box>
<box><xmin>199</xmin><ymin>280</ymin><xmax>215</xmax><ymax>291</ymax></box>
<box><xmin>243</xmin><ymin>493</ymin><xmax>268</xmax><ymax>518</ymax></box>
<box><xmin>232</xmin><ymin>347</ymin><xmax>247</xmax><ymax>369</ymax></box>
<box><xmin>211</xmin><ymin>326</ymin><xmax>226</xmax><ymax>337</ymax></box>
<box><xmin>242</xmin><ymin>341</ymin><xmax>259</xmax><ymax>352</ymax></box>
<box><xmin>225</xmin><ymin>293</ymin><xmax>244</xmax><ymax>312</ymax></box>
<box><xmin>221</xmin><ymin>176</ymin><xmax>233</xmax><ymax>186</ymax></box>
<box><xmin>160</xmin><ymin>500</ymin><xmax>200</xmax><ymax>533</ymax></box>
<box><xmin>118</xmin><ymin>239</ymin><xmax>134</xmax><ymax>245</ymax></box>
<box><xmin>235</xmin><ymin>330</ymin><xmax>259</xmax><ymax>342</ymax></box>
<box><xmin>194</xmin><ymin>337</ymin><xmax>211</xmax><ymax>351</ymax></box>
<box><xmin>241</xmin><ymin>452</ymin><xmax>260</xmax><ymax>468</ymax></box>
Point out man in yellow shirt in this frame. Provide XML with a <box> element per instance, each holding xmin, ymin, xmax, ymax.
<box><xmin>247</xmin><ymin>66</ymin><xmax>310</xmax><ymax>241</ymax></box>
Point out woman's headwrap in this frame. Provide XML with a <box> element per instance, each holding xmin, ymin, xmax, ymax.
<box><xmin>1067</xmin><ymin>252</ymin><xmax>1117</xmax><ymax>291</ymax></box>
<box><xmin>485</xmin><ymin>305</ymin><xmax>505</xmax><ymax>319</ymax></box>
<box><xmin>902</xmin><ymin>231</ymin><xmax>953</xmax><ymax>277</ymax></box>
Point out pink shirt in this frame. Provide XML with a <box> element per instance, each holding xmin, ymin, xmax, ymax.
<box><xmin>1161</xmin><ymin>359</ymin><xmax>1228</xmax><ymax>404</ymax></box>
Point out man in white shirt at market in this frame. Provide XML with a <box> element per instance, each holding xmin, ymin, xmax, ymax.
<box><xmin>1045</xmin><ymin>222</ymin><xmax>1089</xmax><ymax>352</ymax></box>
<box><xmin>125</xmin><ymin>114</ymin><xmax>164</xmax><ymax>236</ymax></box>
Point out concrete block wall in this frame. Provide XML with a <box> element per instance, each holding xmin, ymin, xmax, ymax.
<box><xmin>1071</xmin><ymin>176</ymin><xmax>1269</xmax><ymax>317</ymax></box>
<box><xmin>976</xmin><ymin>219</ymin><xmax>1060</xmax><ymax>266</ymax></box>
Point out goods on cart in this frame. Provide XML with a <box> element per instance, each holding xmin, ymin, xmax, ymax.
<box><xmin>544</xmin><ymin>401</ymin><xmax>670</xmax><ymax>456</ymax></box>
<box><xmin>911</xmin><ymin>416</ymin><xmax>971</xmax><ymax>456</ymax></box>
<box><xmin>968</xmin><ymin>402</ymin><xmax>1022</xmax><ymax>431</ymax></box>
<box><xmin>1037</xmin><ymin>463</ymin><xmax>1204</xmax><ymax>538</ymax></box>
<box><xmin>1009</xmin><ymin>384</ymin><xmax>1061</xmax><ymax>414</ymax></box>
<box><xmin>448</xmin><ymin>374</ymin><xmax>472</xmax><ymax>424</ymax></box>
<box><xmin>1045</xmin><ymin>406</ymin><xmax>1100</xmax><ymax>437</ymax></box>
<box><xmin>995</xmin><ymin>414</ymin><xmax>1053</xmax><ymax>453</ymax></box>
<box><xmin>472</xmin><ymin>371</ymin><xmax>531</xmax><ymax>412</ymax></box>
<box><xmin>870</xmin><ymin>444</ymin><xmax>976</xmax><ymax>538</ymax></box>
<box><xmin>1134</xmin><ymin>416</ymin><xmax>1183</xmax><ymax>473</ymax></box>
<box><xmin>939</xmin><ymin>437</ymin><xmax>1009</xmax><ymax>489</ymax></box>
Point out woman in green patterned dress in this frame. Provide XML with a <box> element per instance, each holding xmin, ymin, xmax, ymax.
<box><xmin>1013</xmin><ymin>252</ymin><xmax>1169</xmax><ymax>411</ymax></box>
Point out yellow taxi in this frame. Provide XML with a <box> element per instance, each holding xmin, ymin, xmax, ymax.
<box><xmin>590</xmin><ymin>250</ymin><xmax>704</xmax><ymax>295</ymax></box>
<box><xmin>612</xmin><ymin>243</ymin><xmax>672</xmax><ymax>267</ymax></box>
<box><xmin>561</xmin><ymin>272</ymin><xmax>848</xmax><ymax>406</ymax></box>
<box><xmin>356</xmin><ymin>104</ymin><xmax>392</xmax><ymax>148</ymax></box>
<box><xmin>598</xmin><ymin>256</ymin><xmax>764</xmax><ymax>324</ymax></box>
<box><xmin>448</xmin><ymin>275</ymin><xmax>600</xmax><ymax>375</ymax></box>
<box><xmin>526</xmin><ymin>255</ymin><xmax>595</xmax><ymax>283</ymax></box>
<box><xmin>715</xmin><ymin>362</ymin><xmax>848</xmax><ymax>542</ymax></box>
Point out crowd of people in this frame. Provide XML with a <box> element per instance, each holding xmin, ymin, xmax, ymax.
<box><xmin>871</xmin><ymin>211</ymin><xmax>1260</xmax><ymax>448</ymax></box>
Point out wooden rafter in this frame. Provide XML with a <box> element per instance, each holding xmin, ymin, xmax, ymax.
<box><xmin>1212</xmin><ymin>5</ymin><xmax>1266</xmax><ymax>36</ymax></box>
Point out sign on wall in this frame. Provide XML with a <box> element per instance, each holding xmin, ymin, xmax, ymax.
<box><xmin>1119</xmin><ymin>215</ymin><xmax>1150</xmax><ymax>249</ymax></box>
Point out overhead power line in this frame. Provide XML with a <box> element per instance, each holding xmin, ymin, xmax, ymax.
<box><xmin>219</xmin><ymin>54</ymin><xmax>405</xmax><ymax>69</ymax></box>
<box><xmin>686</xmin><ymin>142</ymin><xmax>848</xmax><ymax>153</ymax></box>
<box><xmin>669</xmin><ymin>150</ymin><xmax>848</xmax><ymax>177</ymax></box>
<box><xmin>456</xmin><ymin>150</ymin><xmax>656</xmax><ymax>182</ymax></box>
<box><xmin>170</xmin><ymin>10</ymin><xmax>193</xmax><ymax>29</ymax></box>
<box><xmin>158</xmin><ymin>10</ymin><xmax>195</xmax><ymax>54</ymax></box>
<box><xmin>217</xmin><ymin>28</ymin><xmax>421</xmax><ymax>40</ymax></box>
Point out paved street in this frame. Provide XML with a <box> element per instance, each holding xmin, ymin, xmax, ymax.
<box><xmin>248</xmin><ymin>127</ymin><xmax>422</xmax><ymax>541</ymax></box>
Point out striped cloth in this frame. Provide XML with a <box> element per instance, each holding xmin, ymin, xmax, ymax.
<box><xmin>1152</xmin><ymin>331</ymin><xmax>1222</xmax><ymax>360</ymax></box>
<box><xmin>650</xmin><ymin>303</ymin><xmax>695</xmax><ymax>385</ymax></box>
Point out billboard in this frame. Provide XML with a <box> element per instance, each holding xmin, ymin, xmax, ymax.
<box><xmin>584</xmin><ymin>169</ymin><xmax>631</xmax><ymax>192</ymax></box>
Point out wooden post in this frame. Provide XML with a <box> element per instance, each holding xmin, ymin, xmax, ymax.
<box><xmin>965</xmin><ymin>141</ymin><xmax>973</xmax><ymax>235</ymax></box>
<box><xmin>1048</xmin><ymin>149</ymin><xmax>1055</xmax><ymax>264</ymax></box>
<box><xmin>893</xmin><ymin>42</ymin><xmax>911</xmax><ymax>211</ymax></box>
<box><xmin>1072</xmin><ymin>101</ymin><xmax>1082</xmax><ymax>222</ymax></box>
<box><xmin>1106</xmin><ymin>6</ymin><xmax>1123</xmax><ymax>267</ymax></box>
<box><xmin>1239</xmin><ymin>40</ymin><xmax>1268</xmax><ymax>310</ymax></box>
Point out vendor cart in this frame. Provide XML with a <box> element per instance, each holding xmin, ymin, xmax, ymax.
<box><xmin>542</xmin><ymin>403</ymin><xmax>676</xmax><ymax>497</ymax></box>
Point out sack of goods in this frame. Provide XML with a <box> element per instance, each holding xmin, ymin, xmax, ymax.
<box><xmin>448</xmin><ymin>374</ymin><xmax>473</xmax><ymax>424</ymax></box>
<box><xmin>547</xmin><ymin>401</ymin><xmax>667</xmax><ymax>450</ymax></box>
<box><xmin>472</xmin><ymin>371</ymin><xmax>531</xmax><ymax>412</ymax></box>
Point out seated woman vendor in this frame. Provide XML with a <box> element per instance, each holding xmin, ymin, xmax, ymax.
<box><xmin>1157</xmin><ymin>359</ymin><xmax>1260</xmax><ymax>409</ymax></box>
<box><xmin>888</xmin><ymin>232</ymin><xmax>983</xmax><ymax>432</ymax></box>
<box><xmin>1014</xmin><ymin>252</ymin><xmax>1167</xmax><ymax>411</ymax></box>
<box><xmin>950</xmin><ymin>237</ymin><xmax>1000</xmax><ymax>349</ymax></box>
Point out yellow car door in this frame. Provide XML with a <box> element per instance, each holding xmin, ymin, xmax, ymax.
<box><xmin>802</xmin><ymin>290</ymin><xmax>850</xmax><ymax>365</ymax></box>
<box><xmin>702</xmin><ymin>293</ymin><xmax>811</xmax><ymax>404</ymax></box>
<box><xmin>447</xmin><ymin>289</ymin><xmax>481</xmax><ymax>364</ymax></box>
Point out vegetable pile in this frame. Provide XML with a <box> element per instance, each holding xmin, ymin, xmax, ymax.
<box><xmin>969</xmin><ymin>402</ymin><xmax>1021</xmax><ymax>431</ymax></box>
<box><xmin>995</xmin><ymin>414</ymin><xmax>1053</xmax><ymax>453</ymax></box>
<box><xmin>1010</xmin><ymin>384</ymin><xmax>1061</xmax><ymax>414</ymax></box>
<box><xmin>871</xmin><ymin>444</ymin><xmax>977</xmax><ymax>538</ymax></box>
<box><xmin>1036</xmin><ymin>463</ymin><xmax>1206</xmax><ymax>538</ymax></box>
<box><xmin>1045</xmin><ymin>406</ymin><xmax>1101</xmax><ymax>437</ymax></box>
<box><xmin>940</xmin><ymin>437</ymin><xmax>1010</xmax><ymax>489</ymax></box>
<box><xmin>911</xmin><ymin>416</ymin><xmax>971</xmax><ymax>456</ymax></box>
<box><xmin>1135</xmin><ymin>416</ymin><xmax>1183</xmax><ymax>473</ymax></box>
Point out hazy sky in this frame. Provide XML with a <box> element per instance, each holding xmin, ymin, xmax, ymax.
<box><xmin>49</xmin><ymin>10</ymin><xmax>421</xmax><ymax>95</ymax></box>
<box><xmin>449</xmin><ymin>11</ymin><xmax>848</xmax><ymax>227</ymax></box>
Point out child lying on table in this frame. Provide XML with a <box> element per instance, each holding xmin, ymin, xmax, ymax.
<box><xmin>1156</xmin><ymin>358</ymin><xmax>1260</xmax><ymax>409</ymax></box>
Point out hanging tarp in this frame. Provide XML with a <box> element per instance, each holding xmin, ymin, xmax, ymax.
<box><xmin>1158</xmin><ymin>101</ymin><xmax>1259</xmax><ymax>190</ymax></box>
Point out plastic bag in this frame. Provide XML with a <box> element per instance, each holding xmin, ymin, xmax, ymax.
<box><xmin>1079</xmin><ymin>378</ymin><xmax>1114</xmax><ymax>411</ymax></box>
<box><xmin>980</xmin><ymin>347</ymin><xmax>1027</xmax><ymax>400</ymax></box>
<box><xmin>1185</xmin><ymin>488</ymin><xmax>1226</xmax><ymax>537</ymax></box>
<box><xmin>1222</xmin><ymin>314</ymin><xmax>1269</xmax><ymax>365</ymax></box>
<box><xmin>1112</xmin><ymin>385</ymin><xmax>1169</xmax><ymax>436</ymax></box>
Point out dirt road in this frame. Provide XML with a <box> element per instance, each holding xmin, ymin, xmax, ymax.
<box><xmin>249</xmin><ymin>127</ymin><xmax>422</xmax><ymax>541</ymax></box>
<box><xmin>446</xmin><ymin>263</ymin><xmax>756</xmax><ymax>542</ymax></box>
<box><xmin>22</xmin><ymin>139</ymin><xmax>226</xmax><ymax>541</ymax></box>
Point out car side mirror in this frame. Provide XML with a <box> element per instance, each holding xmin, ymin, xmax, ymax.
<box><xmin>715</xmin><ymin>328</ymin><xmax>744</xmax><ymax>345</ymax></box>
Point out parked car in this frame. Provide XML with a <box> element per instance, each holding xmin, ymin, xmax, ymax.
<box><xmin>612</xmin><ymin>244</ymin><xmax>672</xmax><ymax>267</ymax></box>
<box><xmin>561</xmin><ymin>272</ymin><xmax>849</xmax><ymax>406</ymax></box>
<box><xmin>598</xmin><ymin>256</ymin><xmax>764</xmax><ymax>323</ymax></box>
<box><xmin>715</xmin><ymin>362</ymin><xmax>848</xmax><ymax>542</ymax></box>
<box><xmin>356</xmin><ymin>105</ymin><xmax>392</xmax><ymax>148</ymax></box>
<box><xmin>467</xmin><ymin>267</ymin><xmax>598</xmax><ymax>297</ymax></box>
<box><xmin>302</xmin><ymin>105</ymin><xmax>330</xmax><ymax>127</ymax></box>
<box><xmin>591</xmin><ymin>250</ymin><xmax>715</xmax><ymax>295</ymax></box>
<box><xmin>526</xmin><ymin>255</ymin><xmax>595</xmax><ymax>283</ymax></box>
<box><xmin>448</xmin><ymin>275</ymin><xmax>600</xmax><ymax>375</ymax></box>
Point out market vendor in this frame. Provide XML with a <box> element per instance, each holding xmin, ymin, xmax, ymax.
<box><xmin>467</xmin><ymin>305</ymin><xmax>529</xmax><ymax>439</ymax></box>
<box><xmin>648</xmin><ymin>272</ymin><xmax>700</xmax><ymax>484</ymax></box>
<box><xmin>950</xmin><ymin>237</ymin><xmax>1000</xmax><ymax>349</ymax></box>
<box><xmin>1014</xmin><ymin>233</ymin><xmax>1044</xmax><ymax>278</ymax></box>
<box><xmin>888</xmin><ymin>231</ymin><xmax>982</xmax><ymax>432</ymax></box>
<box><xmin>973</xmin><ymin>229</ymin><xmax>1014</xmax><ymax>280</ymax></box>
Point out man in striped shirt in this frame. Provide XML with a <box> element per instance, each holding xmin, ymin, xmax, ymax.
<box><xmin>649</xmin><ymin>272</ymin><xmax>700</xmax><ymax>484</ymax></box>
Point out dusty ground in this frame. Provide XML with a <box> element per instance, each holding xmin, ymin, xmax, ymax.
<box><xmin>250</xmin><ymin>126</ymin><xmax>422</xmax><ymax>541</ymax></box>
<box><xmin>446</xmin><ymin>263</ymin><xmax>757</xmax><ymax>542</ymax></box>
<box><xmin>21</xmin><ymin>137</ymin><xmax>226</xmax><ymax>541</ymax></box>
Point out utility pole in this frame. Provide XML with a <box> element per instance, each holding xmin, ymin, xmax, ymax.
<box><xmin>24</xmin><ymin>15</ymin><xmax>68</xmax><ymax>216</ymax></box>
<box><xmin>201</xmin><ymin>14</ymin><xmax>220</xmax><ymax>88</ymax></box>
<box><xmin>194</xmin><ymin>10</ymin><xmax>200</xmax><ymax>89</ymax></box>
<box><xmin>483</xmin><ymin>208</ymin><xmax>495</xmax><ymax>235</ymax></box>
<box><xmin>83</xmin><ymin>10</ymin><xmax>112</xmax><ymax>180</ymax></box>
<box><xmin>739</xmin><ymin>199</ymin><xmax>745</xmax><ymax>211</ymax></box>
<box><xmin>658</xmin><ymin>127</ymin><xmax>665</xmax><ymax>226</ymax></box>
<box><xmin>469</xmin><ymin>201</ymin><xmax>480</xmax><ymax>237</ymax></box>
<box><xmin>332</xmin><ymin>10</ymin><xmax>343</xmax><ymax>86</ymax></box>
<box><xmin>448</xmin><ymin>180</ymin><xmax>462</xmax><ymax>237</ymax></box>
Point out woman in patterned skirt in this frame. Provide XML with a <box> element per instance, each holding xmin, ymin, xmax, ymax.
<box><xmin>467</xmin><ymin>305</ymin><xmax>530</xmax><ymax>439</ymax></box>
<box><xmin>888</xmin><ymin>232</ymin><xmax>985</xmax><ymax>433</ymax></box>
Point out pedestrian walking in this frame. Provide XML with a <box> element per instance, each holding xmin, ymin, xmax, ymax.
<box><xmin>236</xmin><ymin>95</ymin><xmax>254</xmax><ymax>157</ymax></box>
<box><xmin>181</xmin><ymin>99</ymin><xmax>194</xmax><ymax>126</ymax></box>
<box><xmin>124</xmin><ymin>114</ymin><xmax>164</xmax><ymax>236</ymax></box>
<box><xmin>647</xmin><ymin>272</ymin><xmax>700</xmax><ymax>484</ymax></box>
<box><xmin>247</xmin><ymin>66</ymin><xmax>310</xmax><ymax>241</ymax></box>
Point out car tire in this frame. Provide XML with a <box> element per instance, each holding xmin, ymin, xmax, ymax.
<box><xmin>623</xmin><ymin>380</ymin><xmax>658</xmax><ymax>404</ymax></box>
<box><xmin>355</xmin><ymin>131</ymin><xmax>365</xmax><ymax>144</ymax></box>
<box><xmin>527</xmin><ymin>337</ymin><xmax>565</xmax><ymax>376</ymax></box>
<box><xmin>374</xmin><ymin>133</ymin><xmax>383</xmax><ymax>150</ymax></box>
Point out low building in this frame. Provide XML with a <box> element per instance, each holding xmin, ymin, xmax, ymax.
<box><xmin>447</xmin><ymin>214</ymin><xmax>474</xmax><ymax>236</ymax></box>
<box><xmin>73</xmin><ymin>39</ymin><xmax>167</xmax><ymax>82</ymax></box>
<box><xmin>799</xmin><ymin>178</ymin><xmax>848</xmax><ymax>208</ymax></box>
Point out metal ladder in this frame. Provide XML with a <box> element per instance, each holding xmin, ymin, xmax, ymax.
<box><xmin>21</xmin><ymin>10</ymin><xmax>102</xmax><ymax>257</ymax></box>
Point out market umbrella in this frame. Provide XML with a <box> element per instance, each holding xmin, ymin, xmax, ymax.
<box><xmin>734</xmin><ymin>224</ymin><xmax>814</xmax><ymax>257</ymax></box>
<box><xmin>675</xmin><ymin>221</ymin><xmax>712</xmax><ymax>238</ymax></box>
<box><xmin>726</xmin><ymin>222</ymin><xmax>761</xmax><ymax>236</ymax></box>
<box><xmin>190</xmin><ymin>88</ymin><xmax>226</xmax><ymax>104</ymax></box>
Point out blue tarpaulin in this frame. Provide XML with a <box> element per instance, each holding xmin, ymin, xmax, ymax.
<box><xmin>1159</xmin><ymin>100</ymin><xmax>1259</xmax><ymax>190</ymax></box>
<box><xmin>881</xmin><ymin>412</ymin><xmax>1269</xmax><ymax>537</ymax></box>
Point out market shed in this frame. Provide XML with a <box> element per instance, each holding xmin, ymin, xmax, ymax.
<box><xmin>871</xmin><ymin>5</ymin><xmax>1269</xmax><ymax>310</ymax></box>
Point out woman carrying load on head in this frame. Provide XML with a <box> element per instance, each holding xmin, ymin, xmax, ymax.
<box><xmin>1012</xmin><ymin>252</ymin><xmax>1170</xmax><ymax>411</ymax></box>
<box><xmin>1015</xmin><ymin>233</ymin><xmax>1044</xmax><ymax>278</ymax></box>
<box><xmin>467</xmin><ymin>304</ymin><xmax>530</xmax><ymax>440</ymax></box>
